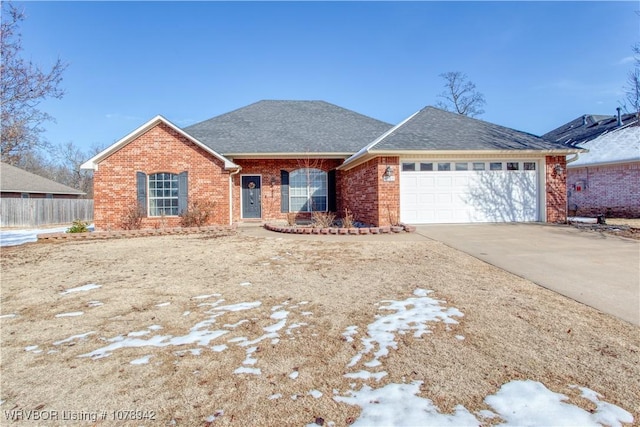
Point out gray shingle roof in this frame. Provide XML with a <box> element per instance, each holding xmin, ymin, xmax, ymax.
<box><xmin>543</xmin><ymin>113</ymin><xmax>638</xmax><ymax>146</ymax></box>
<box><xmin>0</xmin><ymin>163</ymin><xmax>85</xmax><ymax>195</ymax></box>
<box><xmin>183</xmin><ymin>100</ymin><xmax>393</xmax><ymax>155</ymax></box>
<box><xmin>372</xmin><ymin>106</ymin><xmax>570</xmax><ymax>151</ymax></box>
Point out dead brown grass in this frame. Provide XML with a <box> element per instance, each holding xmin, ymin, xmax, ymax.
<box><xmin>1</xmin><ymin>232</ymin><xmax>638</xmax><ymax>426</ymax></box>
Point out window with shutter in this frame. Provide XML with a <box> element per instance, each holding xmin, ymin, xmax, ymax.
<box><xmin>147</xmin><ymin>172</ymin><xmax>182</xmax><ymax>216</ymax></box>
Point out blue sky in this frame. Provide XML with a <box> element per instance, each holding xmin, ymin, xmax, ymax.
<box><xmin>10</xmin><ymin>1</ymin><xmax>639</xmax><ymax>153</ymax></box>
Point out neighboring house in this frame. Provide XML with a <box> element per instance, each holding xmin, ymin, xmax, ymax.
<box><xmin>0</xmin><ymin>162</ymin><xmax>85</xmax><ymax>199</ymax></box>
<box><xmin>81</xmin><ymin>100</ymin><xmax>579</xmax><ymax>230</ymax></box>
<box><xmin>543</xmin><ymin>111</ymin><xmax>640</xmax><ymax>218</ymax></box>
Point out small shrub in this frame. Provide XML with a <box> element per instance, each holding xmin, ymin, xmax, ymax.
<box><xmin>67</xmin><ymin>219</ymin><xmax>89</xmax><ymax>233</ymax></box>
<box><xmin>312</xmin><ymin>211</ymin><xmax>335</xmax><ymax>228</ymax></box>
<box><xmin>122</xmin><ymin>204</ymin><xmax>145</xmax><ymax>230</ymax></box>
<box><xmin>286</xmin><ymin>212</ymin><xmax>297</xmax><ymax>227</ymax></box>
<box><xmin>180</xmin><ymin>200</ymin><xmax>215</xmax><ymax>228</ymax></box>
<box><xmin>341</xmin><ymin>208</ymin><xmax>354</xmax><ymax>229</ymax></box>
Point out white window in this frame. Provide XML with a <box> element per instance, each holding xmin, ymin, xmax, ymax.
<box><xmin>289</xmin><ymin>168</ymin><xmax>327</xmax><ymax>212</ymax></box>
<box><xmin>148</xmin><ymin>173</ymin><xmax>179</xmax><ymax>216</ymax></box>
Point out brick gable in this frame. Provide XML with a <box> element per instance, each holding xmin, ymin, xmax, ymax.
<box><xmin>93</xmin><ymin>122</ymin><xmax>230</xmax><ymax>230</ymax></box>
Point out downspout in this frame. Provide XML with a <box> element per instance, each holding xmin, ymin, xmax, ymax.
<box><xmin>229</xmin><ymin>167</ymin><xmax>241</xmax><ymax>225</ymax></box>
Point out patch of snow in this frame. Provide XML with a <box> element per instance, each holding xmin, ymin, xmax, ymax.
<box><xmin>204</xmin><ymin>410</ymin><xmax>223</xmax><ymax>422</ymax></box>
<box><xmin>239</xmin><ymin>282</ymin><xmax>251</xmax><ymax>286</ymax></box>
<box><xmin>211</xmin><ymin>344</ymin><xmax>227</xmax><ymax>352</ymax></box>
<box><xmin>271</xmin><ymin>310</ymin><xmax>289</xmax><ymax>320</ymax></box>
<box><xmin>574</xmin><ymin>385</ymin><xmax>634</xmax><ymax>426</ymax></box>
<box><xmin>192</xmin><ymin>294</ymin><xmax>221</xmax><ymax>300</ymax></box>
<box><xmin>344</xmin><ymin>370</ymin><xmax>388</xmax><ymax>382</ymax></box>
<box><xmin>268</xmin><ymin>393</ymin><xmax>282</xmax><ymax>400</ymax></box>
<box><xmin>289</xmin><ymin>371</ymin><xmax>299</xmax><ymax>380</ymax></box>
<box><xmin>347</xmin><ymin>289</ymin><xmax>462</xmax><ymax>369</ymax></box>
<box><xmin>60</xmin><ymin>283</ymin><xmax>101</xmax><ymax>295</ymax></box>
<box><xmin>484</xmin><ymin>380</ymin><xmax>633</xmax><ymax>426</ymax></box>
<box><xmin>308</xmin><ymin>390</ymin><xmax>323</xmax><ymax>399</ymax></box>
<box><xmin>128</xmin><ymin>330</ymin><xmax>150</xmax><ymax>337</ymax></box>
<box><xmin>334</xmin><ymin>381</ymin><xmax>479</xmax><ymax>426</ymax></box>
<box><xmin>224</xmin><ymin>319</ymin><xmax>249</xmax><ymax>328</ymax></box>
<box><xmin>213</xmin><ymin>301</ymin><xmax>261</xmax><ymax>312</ymax></box>
<box><xmin>0</xmin><ymin>314</ymin><xmax>17</xmax><ymax>319</ymax></box>
<box><xmin>342</xmin><ymin>326</ymin><xmax>358</xmax><ymax>342</ymax></box>
<box><xmin>182</xmin><ymin>311</ymin><xmax>191</xmax><ymax>316</ymax></box>
<box><xmin>301</xmin><ymin>311</ymin><xmax>313</xmax><ymax>316</ymax></box>
<box><xmin>130</xmin><ymin>355</ymin><xmax>152</xmax><ymax>365</ymax></box>
<box><xmin>55</xmin><ymin>311</ymin><xmax>84</xmax><ymax>318</ymax></box>
<box><xmin>53</xmin><ymin>331</ymin><xmax>95</xmax><ymax>346</ymax></box>
<box><xmin>264</xmin><ymin>319</ymin><xmax>287</xmax><ymax>333</ymax></box>
<box><xmin>25</xmin><ymin>345</ymin><xmax>39</xmax><ymax>352</ymax></box>
<box><xmin>148</xmin><ymin>325</ymin><xmax>163</xmax><ymax>331</ymax></box>
<box><xmin>87</xmin><ymin>301</ymin><xmax>103</xmax><ymax>307</ymax></box>
<box><xmin>0</xmin><ymin>225</ymin><xmax>77</xmax><ymax>247</ymax></box>
<box><xmin>155</xmin><ymin>302</ymin><xmax>170</xmax><ymax>307</ymax></box>
<box><xmin>455</xmin><ymin>335</ymin><xmax>465</xmax><ymax>341</ymax></box>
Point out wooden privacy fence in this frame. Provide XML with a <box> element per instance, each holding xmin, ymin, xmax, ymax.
<box><xmin>0</xmin><ymin>199</ymin><xmax>94</xmax><ymax>228</ymax></box>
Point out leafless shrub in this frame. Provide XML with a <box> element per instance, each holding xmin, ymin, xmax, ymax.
<box><xmin>286</xmin><ymin>212</ymin><xmax>297</xmax><ymax>226</ymax></box>
<box><xmin>311</xmin><ymin>211</ymin><xmax>335</xmax><ymax>228</ymax></box>
<box><xmin>121</xmin><ymin>204</ymin><xmax>145</xmax><ymax>230</ymax></box>
<box><xmin>179</xmin><ymin>200</ymin><xmax>215</xmax><ymax>228</ymax></box>
<box><xmin>341</xmin><ymin>208</ymin><xmax>354</xmax><ymax>229</ymax></box>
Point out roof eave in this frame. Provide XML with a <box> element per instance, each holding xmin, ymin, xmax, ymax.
<box><xmin>225</xmin><ymin>152</ymin><xmax>352</xmax><ymax>160</ymax></box>
<box><xmin>337</xmin><ymin>148</ymin><xmax>584</xmax><ymax>171</ymax></box>
<box><xmin>568</xmin><ymin>158</ymin><xmax>640</xmax><ymax>168</ymax></box>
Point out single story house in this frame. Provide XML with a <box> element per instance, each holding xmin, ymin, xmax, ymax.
<box><xmin>81</xmin><ymin>100</ymin><xmax>580</xmax><ymax>230</ymax></box>
<box><xmin>0</xmin><ymin>162</ymin><xmax>85</xmax><ymax>199</ymax></box>
<box><xmin>543</xmin><ymin>111</ymin><xmax>639</xmax><ymax>218</ymax></box>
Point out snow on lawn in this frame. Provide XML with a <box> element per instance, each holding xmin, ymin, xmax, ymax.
<box><xmin>28</xmin><ymin>283</ymin><xmax>632</xmax><ymax>426</ymax></box>
<box><xmin>0</xmin><ymin>224</ymin><xmax>94</xmax><ymax>247</ymax></box>
<box><xmin>333</xmin><ymin>288</ymin><xmax>633</xmax><ymax>427</ymax></box>
<box><xmin>59</xmin><ymin>283</ymin><xmax>101</xmax><ymax>295</ymax></box>
<box><xmin>72</xmin><ymin>294</ymin><xmax>310</xmax><ymax>380</ymax></box>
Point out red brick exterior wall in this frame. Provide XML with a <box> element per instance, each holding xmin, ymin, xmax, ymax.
<box><xmin>567</xmin><ymin>162</ymin><xmax>640</xmax><ymax>218</ymax></box>
<box><xmin>233</xmin><ymin>158</ymin><xmax>342</xmax><ymax>223</ymax></box>
<box><xmin>92</xmin><ymin>122</ymin><xmax>231</xmax><ymax>230</ymax></box>
<box><xmin>339</xmin><ymin>156</ymin><xmax>400</xmax><ymax>226</ymax></box>
<box><xmin>545</xmin><ymin>155</ymin><xmax>568</xmax><ymax>223</ymax></box>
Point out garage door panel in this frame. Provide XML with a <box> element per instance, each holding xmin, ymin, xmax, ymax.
<box><xmin>400</xmin><ymin>167</ymin><xmax>538</xmax><ymax>224</ymax></box>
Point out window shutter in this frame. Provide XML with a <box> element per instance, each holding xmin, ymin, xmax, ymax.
<box><xmin>280</xmin><ymin>170</ymin><xmax>289</xmax><ymax>213</ymax></box>
<box><xmin>327</xmin><ymin>169</ymin><xmax>336</xmax><ymax>212</ymax></box>
<box><xmin>136</xmin><ymin>172</ymin><xmax>147</xmax><ymax>215</ymax></box>
<box><xmin>178</xmin><ymin>171</ymin><xmax>188</xmax><ymax>214</ymax></box>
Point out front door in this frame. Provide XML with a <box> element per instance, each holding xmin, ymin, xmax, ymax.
<box><xmin>241</xmin><ymin>175</ymin><xmax>261</xmax><ymax>219</ymax></box>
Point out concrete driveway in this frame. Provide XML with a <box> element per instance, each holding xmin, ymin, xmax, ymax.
<box><xmin>416</xmin><ymin>223</ymin><xmax>640</xmax><ymax>326</ymax></box>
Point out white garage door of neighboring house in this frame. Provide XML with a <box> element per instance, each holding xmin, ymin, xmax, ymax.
<box><xmin>400</xmin><ymin>160</ymin><xmax>539</xmax><ymax>224</ymax></box>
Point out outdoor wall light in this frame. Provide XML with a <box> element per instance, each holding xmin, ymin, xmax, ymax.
<box><xmin>383</xmin><ymin>166</ymin><xmax>395</xmax><ymax>182</ymax></box>
<box><xmin>270</xmin><ymin>176</ymin><xmax>277</xmax><ymax>186</ymax></box>
<box><xmin>553</xmin><ymin>164</ymin><xmax>564</xmax><ymax>175</ymax></box>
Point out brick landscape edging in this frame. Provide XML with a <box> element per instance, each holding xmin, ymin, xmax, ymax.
<box><xmin>263</xmin><ymin>223</ymin><xmax>416</xmax><ymax>235</ymax></box>
<box><xmin>36</xmin><ymin>225</ymin><xmax>237</xmax><ymax>243</ymax></box>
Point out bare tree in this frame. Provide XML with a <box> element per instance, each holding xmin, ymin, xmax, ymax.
<box><xmin>436</xmin><ymin>71</ymin><xmax>486</xmax><ymax>117</ymax></box>
<box><xmin>622</xmin><ymin>67</ymin><xmax>640</xmax><ymax>115</ymax></box>
<box><xmin>1</xmin><ymin>2</ymin><xmax>68</xmax><ymax>164</ymax></box>
<box><xmin>621</xmin><ymin>43</ymin><xmax>640</xmax><ymax>116</ymax></box>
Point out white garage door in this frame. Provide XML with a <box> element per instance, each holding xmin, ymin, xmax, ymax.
<box><xmin>400</xmin><ymin>160</ymin><xmax>539</xmax><ymax>224</ymax></box>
